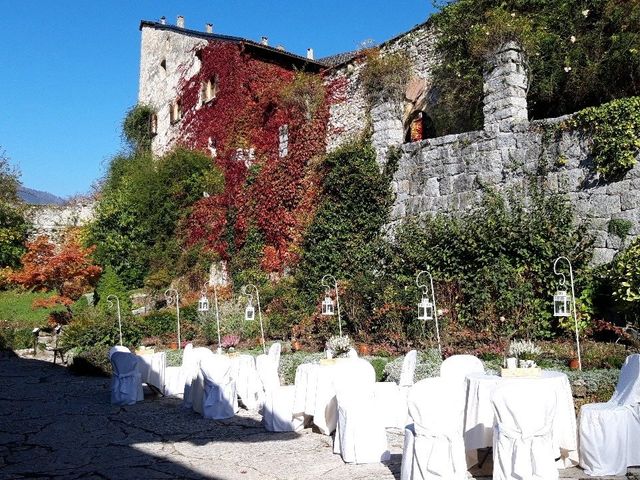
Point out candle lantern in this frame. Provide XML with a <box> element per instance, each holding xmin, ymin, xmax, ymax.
<box><xmin>418</xmin><ymin>295</ymin><xmax>433</xmax><ymax>321</ymax></box>
<box><xmin>198</xmin><ymin>294</ymin><xmax>210</xmax><ymax>313</ymax></box>
<box><xmin>241</xmin><ymin>284</ymin><xmax>266</xmax><ymax>353</ymax></box>
<box><xmin>321</xmin><ymin>296</ymin><xmax>335</xmax><ymax>316</ymax></box>
<box><xmin>553</xmin><ymin>290</ymin><xmax>570</xmax><ymax>317</ymax></box>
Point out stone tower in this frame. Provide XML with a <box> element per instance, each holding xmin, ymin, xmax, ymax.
<box><xmin>483</xmin><ymin>41</ymin><xmax>529</xmax><ymax>132</ymax></box>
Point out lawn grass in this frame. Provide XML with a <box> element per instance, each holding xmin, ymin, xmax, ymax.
<box><xmin>0</xmin><ymin>289</ymin><xmax>63</xmax><ymax>328</ymax></box>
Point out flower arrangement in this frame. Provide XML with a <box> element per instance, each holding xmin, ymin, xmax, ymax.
<box><xmin>508</xmin><ymin>339</ymin><xmax>541</xmax><ymax>367</ymax></box>
<box><xmin>326</xmin><ymin>335</ymin><xmax>353</xmax><ymax>358</ymax></box>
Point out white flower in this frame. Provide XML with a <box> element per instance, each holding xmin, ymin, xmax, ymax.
<box><xmin>582</xmin><ymin>9</ymin><xmax>589</xmax><ymax>17</ymax></box>
<box><xmin>509</xmin><ymin>339</ymin><xmax>541</xmax><ymax>357</ymax></box>
<box><xmin>511</xmin><ymin>12</ymin><xmax>516</xmax><ymax>17</ymax></box>
<box><xmin>326</xmin><ymin>335</ymin><xmax>353</xmax><ymax>356</ymax></box>
<box><xmin>564</xmin><ymin>66</ymin><xmax>572</xmax><ymax>72</ymax></box>
<box><xmin>570</xmin><ymin>35</ymin><xmax>576</xmax><ymax>43</ymax></box>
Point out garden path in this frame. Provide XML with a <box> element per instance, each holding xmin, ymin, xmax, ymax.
<box><xmin>1</xmin><ymin>352</ymin><xmax>638</xmax><ymax>480</ymax></box>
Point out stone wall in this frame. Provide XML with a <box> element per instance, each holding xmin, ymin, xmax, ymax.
<box><xmin>387</xmin><ymin>42</ymin><xmax>640</xmax><ymax>265</ymax></box>
<box><xmin>139</xmin><ymin>20</ymin><xmax>207</xmax><ymax>156</ymax></box>
<box><xmin>325</xmin><ymin>22</ymin><xmax>438</xmax><ymax>155</ymax></box>
<box><xmin>27</xmin><ymin>200</ymin><xmax>95</xmax><ymax>243</ymax></box>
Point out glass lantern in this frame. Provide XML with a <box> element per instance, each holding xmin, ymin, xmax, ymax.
<box><xmin>197</xmin><ymin>295</ymin><xmax>210</xmax><ymax>313</ymax></box>
<box><xmin>553</xmin><ymin>290</ymin><xmax>570</xmax><ymax>317</ymax></box>
<box><xmin>418</xmin><ymin>295</ymin><xmax>433</xmax><ymax>321</ymax></box>
<box><xmin>321</xmin><ymin>296</ymin><xmax>335</xmax><ymax>316</ymax></box>
<box><xmin>245</xmin><ymin>302</ymin><xmax>255</xmax><ymax>321</ymax></box>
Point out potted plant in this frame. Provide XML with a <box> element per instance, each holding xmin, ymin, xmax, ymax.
<box><xmin>508</xmin><ymin>339</ymin><xmax>541</xmax><ymax>369</ymax></box>
<box><xmin>220</xmin><ymin>334</ymin><xmax>240</xmax><ymax>355</ymax></box>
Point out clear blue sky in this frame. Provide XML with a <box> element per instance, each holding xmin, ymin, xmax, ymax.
<box><xmin>0</xmin><ymin>1</ymin><xmax>435</xmax><ymax>198</ymax></box>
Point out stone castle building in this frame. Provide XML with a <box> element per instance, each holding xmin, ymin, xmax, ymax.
<box><xmin>138</xmin><ymin>16</ymin><xmax>639</xmax><ymax>265</ymax></box>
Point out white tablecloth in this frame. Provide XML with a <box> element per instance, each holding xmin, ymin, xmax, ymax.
<box><xmin>464</xmin><ymin>371</ymin><xmax>578</xmax><ymax>466</ymax></box>
<box><xmin>228</xmin><ymin>354</ymin><xmax>262</xmax><ymax>410</ymax></box>
<box><xmin>292</xmin><ymin>362</ymin><xmax>341</xmax><ymax>434</ymax></box>
<box><xmin>136</xmin><ymin>352</ymin><xmax>166</xmax><ymax>393</ymax></box>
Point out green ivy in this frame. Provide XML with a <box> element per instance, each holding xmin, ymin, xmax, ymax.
<box><xmin>608</xmin><ymin>218</ymin><xmax>634</xmax><ymax>241</ymax></box>
<box><xmin>610</xmin><ymin>237</ymin><xmax>640</xmax><ymax>308</ymax></box>
<box><xmin>567</xmin><ymin>97</ymin><xmax>640</xmax><ymax>180</ymax></box>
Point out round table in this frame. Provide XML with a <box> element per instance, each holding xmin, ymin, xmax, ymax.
<box><xmin>464</xmin><ymin>370</ymin><xmax>578</xmax><ymax>467</ymax></box>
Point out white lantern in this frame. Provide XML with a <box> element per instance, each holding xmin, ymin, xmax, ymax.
<box><xmin>245</xmin><ymin>302</ymin><xmax>255</xmax><ymax>321</ymax></box>
<box><xmin>197</xmin><ymin>295</ymin><xmax>210</xmax><ymax>312</ymax></box>
<box><xmin>321</xmin><ymin>296</ymin><xmax>335</xmax><ymax>316</ymax></box>
<box><xmin>553</xmin><ymin>290</ymin><xmax>570</xmax><ymax>317</ymax></box>
<box><xmin>418</xmin><ymin>295</ymin><xmax>433</xmax><ymax>321</ymax></box>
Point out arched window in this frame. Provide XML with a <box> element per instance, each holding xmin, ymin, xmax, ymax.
<box><xmin>405</xmin><ymin>111</ymin><xmax>436</xmax><ymax>143</ymax></box>
<box><xmin>201</xmin><ymin>75</ymin><xmax>218</xmax><ymax>104</ymax></box>
<box><xmin>170</xmin><ymin>99</ymin><xmax>182</xmax><ymax>124</ymax></box>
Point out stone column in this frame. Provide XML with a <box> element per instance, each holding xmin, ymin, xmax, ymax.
<box><xmin>371</xmin><ymin>100</ymin><xmax>404</xmax><ymax>170</ymax></box>
<box><xmin>483</xmin><ymin>41</ymin><xmax>529</xmax><ymax>132</ymax></box>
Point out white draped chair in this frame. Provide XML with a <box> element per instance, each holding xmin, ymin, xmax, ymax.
<box><xmin>491</xmin><ymin>382</ymin><xmax>559</xmax><ymax>480</ymax></box>
<box><xmin>333</xmin><ymin>358</ymin><xmax>390</xmax><ymax>464</ymax></box>
<box><xmin>579</xmin><ymin>353</ymin><xmax>640</xmax><ymax>476</ymax></box>
<box><xmin>440</xmin><ymin>354</ymin><xmax>484</xmax><ymax>386</ymax></box>
<box><xmin>200</xmin><ymin>354</ymin><xmax>238</xmax><ymax>419</ymax></box>
<box><xmin>164</xmin><ymin>343</ymin><xmax>193</xmax><ymax>397</ymax></box>
<box><xmin>108</xmin><ymin>345</ymin><xmax>130</xmax><ymax>359</ymax></box>
<box><xmin>374</xmin><ymin>350</ymin><xmax>417</xmax><ymax>428</ymax></box>
<box><xmin>268</xmin><ymin>342</ymin><xmax>281</xmax><ymax>371</ymax></box>
<box><xmin>110</xmin><ymin>351</ymin><xmax>143</xmax><ymax>406</ymax></box>
<box><xmin>401</xmin><ymin>377</ymin><xmax>467</xmax><ymax>480</ymax></box>
<box><xmin>256</xmin><ymin>354</ymin><xmax>303</xmax><ymax>432</ymax></box>
<box><xmin>185</xmin><ymin>347</ymin><xmax>214</xmax><ymax>411</ymax></box>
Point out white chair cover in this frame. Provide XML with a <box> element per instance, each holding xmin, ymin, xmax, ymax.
<box><xmin>256</xmin><ymin>354</ymin><xmax>303</xmax><ymax>432</ymax></box>
<box><xmin>164</xmin><ymin>343</ymin><xmax>192</xmax><ymax>397</ymax></box>
<box><xmin>187</xmin><ymin>348</ymin><xmax>215</xmax><ymax>412</ymax></box>
<box><xmin>268</xmin><ymin>342</ymin><xmax>281</xmax><ymax>371</ymax></box>
<box><xmin>579</xmin><ymin>353</ymin><xmax>640</xmax><ymax>476</ymax></box>
<box><xmin>400</xmin><ymin>377</ymin><xmax>467</xmax><ymax>480</ymax></box>
<box><xmin>347</xmin><ymin>348</ymin><xmax>358</xmax><ymax>358</ymax></box>
<box><xmin>440</xmin><ymin>354</ymin><xmax>484</xmax><ymax>384</ymax></box>
<box><xmin>491</xmin><ymin>382</ymin><xmax>559</xmax><ymax>480</ymax></box>
<box><xmin>333</xmin><ymin>358</ymin><xmax>390</xmax><ymax>464</ymax></box>
<box><xmin>374</xmin><ymin>350</ymin><xmax>417</xmax><ymax>428</ymax></box>
<box><xmin>110</xmin><ymin>352</ymin><xmax>143</xmax><ymax>406</ymax></box>
<box><xmin>399</xmin><ymin>350</ymin><xmax>418</xmax><ymax>387</ymax></box>
<box><xmin>108</xmin><ymin>345</ymin><xmax>130</xmax><ymax>359</ymax></box>
<box><xmin>200</xmin><ymin>354</ymin><xmax>238</xmax><ymax>419</ymax></box>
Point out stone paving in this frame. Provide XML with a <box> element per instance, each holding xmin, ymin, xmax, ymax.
<box><xmin>1</xmin><ymin>352</ymin><xmax>638</xmax><ymax>480</ymax></box>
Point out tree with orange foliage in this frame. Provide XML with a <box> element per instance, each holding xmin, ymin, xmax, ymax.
<box><xmin>10</xmin><ymin>234</ymin><xmax>102</xmax><ymax>317</ymax></box>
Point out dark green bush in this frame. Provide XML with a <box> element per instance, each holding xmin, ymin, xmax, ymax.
<box><xmin>68</xmin><ymin>345</ymin><xmax>112</xmax><ymax>376</ymax></box>
<box><xmin>60</xmin><ymin>311</ymin><xmax>143</xmax><ymax>351</ymax></box>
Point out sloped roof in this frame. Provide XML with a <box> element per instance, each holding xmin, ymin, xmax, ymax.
<box><xmin>140</xmin><ymin>20</ymin><xmax>327</xmax><ymax>72</ymax></box>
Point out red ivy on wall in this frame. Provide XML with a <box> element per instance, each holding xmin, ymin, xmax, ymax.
<box><xmin>175</xmin><ymin>41</ymin><xmax>331</xmax><ymax>273</ymax></box>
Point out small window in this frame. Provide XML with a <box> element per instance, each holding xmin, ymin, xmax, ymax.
<box><xmin>201</xmin><ymin>75</ymin><xmax>218</xmax><ymax>105</ymax></box>
<box><xmin>405</xmin><ymin>111</ymin><xmax>436</xmax><ymax>143</ymax></box>
<box><xmin>149</xmin><ymin>113</ymin><xmax>158</xmax><ymax>136</ymax></box>
<box><xmin>170</xmin><ymin>99</ymin><xmax>182</xmax><ymax>124</ymax></box>
<box><xmin>279</xmin><ymin>125</ymin><xmax>289</xmax><ymax>158</ymax></box>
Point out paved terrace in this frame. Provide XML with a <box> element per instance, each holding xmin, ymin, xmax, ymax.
<box><xmin>1</xmin><ymin>353</ymin><xmax>638</xmax><ymax>480</ymax></box>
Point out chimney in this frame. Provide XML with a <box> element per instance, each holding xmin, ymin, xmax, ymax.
<box><xmin>176</xmin><ymin>16</ymin><xmax>185</xmax><ymax>28</ymax></box>
<box><xmin>159</xmin><ymin>16</ymin><xmax>167</xmax><ymax>25</ymax></box>
<box><xmin>307</xmin><ymin>48</ymin><xmax>314</xmax><ymax>60</ymax></box>
<box><xmin>261</xmin><ymin>36</ymin><xmax>269</xmax><ymax>46</ymax></box>
<box><xmin>276</xmin><ymin>45</ymin><xmax>285</xmax><ymax>51</ymax></box>
<box><xmin>205</xmin><ymin>23</ymin><xmax>213</xmax><ymax>33</ymax></box>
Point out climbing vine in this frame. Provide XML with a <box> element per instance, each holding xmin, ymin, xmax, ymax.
<box><xmin>566</xmin><ymin>96</ymin><xmax>640</xmax><ymax>180</ymax></box>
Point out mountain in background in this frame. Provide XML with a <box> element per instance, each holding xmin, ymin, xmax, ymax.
<box><xmin>18</xmin><ymin>186</ymin><xmax>66</xmax><ymax>205</ymax></box>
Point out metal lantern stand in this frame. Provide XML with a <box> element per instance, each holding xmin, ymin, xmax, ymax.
<box><xmin>242</xmin><ymin>284</ymin><xmax>266</xmax><ymax>354</ymax></box>
<box><xmin>321</xmin><ymin>274</ymin><xmax>343</xmax><ymax>337</ymax></box>
<box><xmin>416</xmin><ymin>269</ymin><xmax>442</xmax><ymax>355</ymax></box>
<box><xmin>164</xmin><ymin>288</ymin><xmax>182</xmax><ymax>350</ymax></box>
<box><xmin>553</xmin><ymin>256</ymin><xmax>582</xmax><ymax>370</ymax></box>
<box><xmin>107</xmin><ymin>294</ymin><xmax>123</xmax><ymax>346</ymax></box>
<box><xmin>198</xmin><ymin>283</ymin><xmax>222</xmax><ymax>354</ymax></box>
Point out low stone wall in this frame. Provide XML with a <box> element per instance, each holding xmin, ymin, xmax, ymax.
<box><xmin>389</xmin><ymin>117</ymin><xmax>640</xmax><ymax>265</ymax></box>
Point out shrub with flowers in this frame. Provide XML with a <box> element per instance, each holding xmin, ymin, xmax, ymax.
<box><xmin>509</xmin><ymin>339</ymin><xmax>542</xmax><ymax>367</ymax></box>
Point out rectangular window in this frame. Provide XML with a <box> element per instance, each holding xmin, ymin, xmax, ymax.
<box><xmin>200</xmin><ymin>75</ymin><xmax>218</xmax><ymax>106</ymax></box>
<box><xmin>170</xmin><ymin>99</ymin><xmax>183</xmax><ymax>124</ymax></box>
<box><xmin>279</xmin><ymin>124</ymin><xmax>289</xmax><ymax>158</ymax></box>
